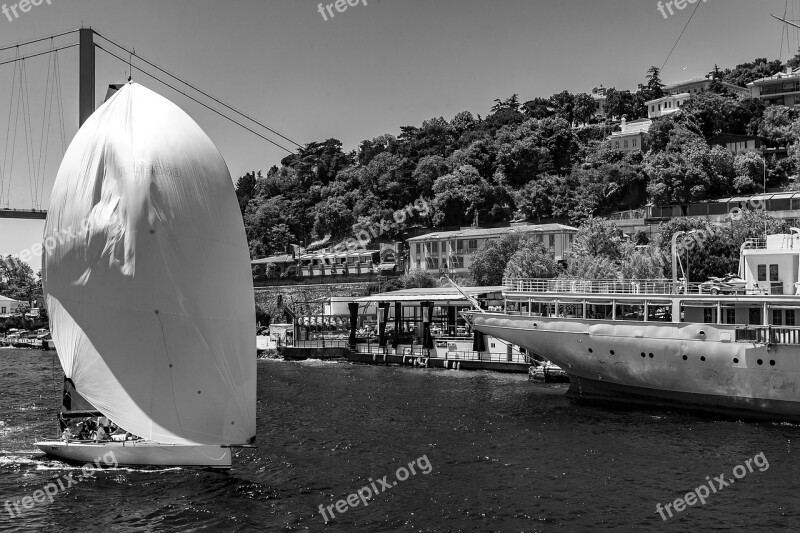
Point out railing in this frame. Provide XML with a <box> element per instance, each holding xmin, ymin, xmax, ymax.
<box><xmin>504</xmin><ymin>278</ymin><xmax>694</xmax><ymax>295</ymax></box>
<box><xmin>743</xmin><ymin>238</ymin><xmax>767</xmax><ymax>249</ymax></box>
<box><xmin>607</xmin><ymin>208</ymin><xmax>648</xmax><ymax>221</ymax></box>
<box><xmin>735</xmin><ymin>326</ymin><xmax>800</xmax><ymax>345</ymax></box>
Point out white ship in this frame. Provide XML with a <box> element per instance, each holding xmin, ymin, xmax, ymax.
<box><xmin>467</xmin><ymin>231</ymin><xmax>800</xmax><ymax>421</ymax></box>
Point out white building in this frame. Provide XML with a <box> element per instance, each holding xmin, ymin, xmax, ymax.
<box><xmin>646</xmin><ymin>92</ymin><xmax>691</xmax><ymax>119</ymax></box>
<box><xmin>407</xmin><ymin>222</ymin><xmax>578</xmax><ymax>275</ymax></box>
<box><xmin>664</xmin><ymin>76</ymin><xmax>749</xmax><ymax>98</ymax></box>
<box><xmin>0</xmin><ymin>295</ymin><xmax>28</xmax><ymax>317</ymax></box>
<box><xmin>747</xmin><ymin>66</ymin><xmax>800</xmax><ymax>108</ymax></box>
<box><xmin>608</xmin><ymin>117</ymin><xmax>652</xmax><ymax>152</ymax></box>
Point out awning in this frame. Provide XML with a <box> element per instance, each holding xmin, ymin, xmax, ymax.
<box><xmin>378</xmin><ymin>263</ymin><xmax>397</xmax><ymax>271</ymax></box>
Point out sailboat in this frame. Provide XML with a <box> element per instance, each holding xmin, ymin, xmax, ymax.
<box><xmin>34</xmin><ymin>82</ymin><xmax>256</xmax><ymax>468</ymax></box>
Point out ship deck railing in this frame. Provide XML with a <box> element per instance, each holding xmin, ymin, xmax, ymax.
<box><xmin>735</xmin><ymin>325</ymin><xmax>800</xmax><ymax>345</ymax></box>
<box><xmin>503</xmin><ymin>278</ymin><xmax>707</xmax><ymax>295</ymax></box>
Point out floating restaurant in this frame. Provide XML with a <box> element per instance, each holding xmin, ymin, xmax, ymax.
<box><xmin>286</xmin><ymin>286</ymin><xmax>532</xmax><ymax>373</ymax></box>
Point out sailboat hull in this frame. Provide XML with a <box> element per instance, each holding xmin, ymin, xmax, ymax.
<box><xmin>34</xmin><ymin>440</ymin><xmax>232</xmax><ymax>468</ymax></box>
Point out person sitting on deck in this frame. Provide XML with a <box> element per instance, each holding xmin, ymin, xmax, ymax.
<box><xmin>76</xmin><ymin>422</ymin><xmax>90</xmax><ymax>440</ymax></box>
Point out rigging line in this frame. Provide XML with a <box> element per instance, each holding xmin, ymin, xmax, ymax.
<box><xmin>7</xmin><ymin>57</ymin><xmax>23</xmax><ymax>209</ymax></box>
<box><xmin>1</xmin><ymin>52</ymin><xmax>19</xmax><ymax>207</ymax></box>
<box><xmin>94</xmin><ymin>30</ymin><xmax>303</xmax><ymax>148</ymax></box>
<box><xmin>96</xmin><ymin>43</ymin><xmax>296</xmax><ymax>154</ymax></box>
<box><xmin>0</xmin><ymin>27</ymin><xmax>79</xmax><ymax>54</ymax></box>
<box><xmin>660</xmin><ymin>0</ymin><xmax>704</xmax><ymax>71</ymax></box>
<box><xmin>0</xmin><ymin>43</ymin><xmax>80</xmax><ymax>68</ymax></box>
<box><xmin>781</xmin><ymin>0</ymin><xmax>788</xmax><ymax>59</ymax></box>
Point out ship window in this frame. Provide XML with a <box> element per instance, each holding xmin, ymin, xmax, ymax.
<box><xmin>749</xmin><ymin>308</ymin><xmax>762</xmax><ymax>325</ymax></box>
<box><xmin>787</xmin><ymin>310</ymin><xmax>796</xmax><ymax>326</ymax></box>
<box><xmin>725</xmin><ymin>308</ymin><xmax>736</xmax><ymax>324</ymax></box>
<box><xmin>770</xmin><ymin>264</ymin><xmax>779</xmax><ymax>282</ymax></box>
<box><xmin>758</xmin><ymin>265</ymin><xmax>767</xmax><ymax>281</ymax></box>
<box><xmin>703</xmin><ymin>308</ymin><xmax>713</xmax><ymax>323</ymax></box>
<box><xmin>773</xmin><ymin>310</ymin><xmax>783</xmax><ymax>325</ymax></box>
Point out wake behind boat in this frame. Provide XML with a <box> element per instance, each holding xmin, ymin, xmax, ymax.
<box><xmin>35</xmin><ymin>82</ymin><xmax>256</xmax><ymax>468</ymax></box>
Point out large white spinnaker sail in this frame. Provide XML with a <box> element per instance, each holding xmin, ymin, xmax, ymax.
<box><xmin>43</xmin><ymin>83</ymin><xmax>256</xmax><ymax>446</ymax></box>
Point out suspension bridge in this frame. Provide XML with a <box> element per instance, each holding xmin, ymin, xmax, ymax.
<box><xmin>0</xmin><ymin>26</ymin><xmax>302</xmax><ymax>222</ymax></box>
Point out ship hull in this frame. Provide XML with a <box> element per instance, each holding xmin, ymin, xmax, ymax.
<box><xmin>470</xmin><ymin>313</ymin><xmax>800</xmax><ymax>421</ymax></box>
<box><xmin>35</xmin><ymin>440</ymin><xmax>232</xmax><ymax>468</ymax></box>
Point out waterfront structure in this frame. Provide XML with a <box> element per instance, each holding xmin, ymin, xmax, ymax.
<box><xmin>608</xmin><ymin>117</ymin><xmax>651</xmax><ymax>153</ymax></box>
<box><xmin>747</xmin><ymin>67</ymin><xmax>800</xmax><ymax>107</ymax></box>
<box><xmin>251</xmin><ymin>254</ymin><xmax>295</xmax><ymax>277</ymax></box>
<box><xmin>468</xmin><ymin>231</ymin><xmax>800</xmax><ymax>420</ymax></box>
<box><xmin>407</xmin><ymin>222</ymin><xmax>578</xmax><ymax>275</ymax></box>
<box><xmin>0</xmin><ymin>295</ymin><xmax>28</xmax><ymax>317</ymax></box>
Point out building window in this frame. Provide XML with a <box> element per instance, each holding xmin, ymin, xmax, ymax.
<box><xmin>431</xmin><ymin>242</ymin><xmax>438</xmax><ymax>253</ymax></box>
<box><xmin>632</xmin><ymin>138</ymin><xmax>637</xmax><ymax>147</ymax></box>
<box><xmin>773</xmin><ymin>309</ymin><xmax>783</xmax><ymax>325</ymax></box>
<box><xmin>749</xmin><ymin>308</ymin><xmax>762</xmax><ymax>325</ymax></box>
<box><xmin>416</xmin><ymin>243</ymin><xmax>421</xmax><ymax>256</ymax></box>
<box><xmin>787</xmin><ymin>310</ymin><xmax>796</xmax><ymax>326</ymax></box>
<box><xmin>0</xmin><ymin>307</ymin><xmax>5</xmax><ymax>314</ymax></box>
<box><xmin>770</xmin><ymin>264</ymin><xmax>779</xmax><ymax>281</ymax></box>
<box><xmin>725</xmin><ymin>308</ymin><xmax>736</xmax><ymax>324</ymax></box>
<box><xmin>758</xmin><ymin>265</ymin><xmax>767</xmax><ymax>281</ymax></box>
<box><xmin>624</xmin><ymin>140</ymin><xmax>629</xmax><ymax>148</ymax></box>
<box><xmin>615</xmin><ymin>141</ymin><xmax>619</xmax><ymax>149</ymax></box>
<box><xmin>456</xmin><ymin>239</ymin><xmax>464</xmax><ymax>253</ymax></box>
<box><xmin>468</xmin><ymin>239</ymin><xmax>478</xmax><ymax>252</ymax></box>
<box><xmin>451</xmin><ymin>256</ymin><xmax>464</xmax><ymax>269</ymax></box>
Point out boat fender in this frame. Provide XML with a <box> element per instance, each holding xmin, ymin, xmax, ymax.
<box><xmin>456</xmin><ymin>362</ymin><xmax>461</xmax><ymax>370</ymax></box>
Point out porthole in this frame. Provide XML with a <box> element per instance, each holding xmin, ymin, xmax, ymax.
<box><xmin>588</xmin><ymin>348</ymin><xmax>593</xmax><ymax>353</ymax></box>
<box><xmin>610</xmin><ymin>350</ymin><xmax>615</xmax><ymax>355</ymax></box>
<box><xmin>770</xmin><ymin>360</ymin><xmax>776</xmax><ymax>366</ymax></box>
<box><xmin>733</xmin><ymin>358</ymin><xmax>739</xmax><ymax>363</ymax></box>
<box><xmin>648</xmin><ymin>353</ymin><xmax>654</xmax><ymax>358</ymax></box>
<box><xmin>757</xmin><ymin>359</ymin><xmax>763</xmax><ymax>365</ymax></box>
<box><xmin>700</xmin><ymin>356</ymin><xmax>706</xmax><ymax>362</ymax></box>
<box><xmin>682</xmin><ymin>355</ymin><xmax>688</xmax><ymax>360</ymax></box>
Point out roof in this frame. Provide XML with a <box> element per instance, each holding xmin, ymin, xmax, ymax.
<box><xmin>747</xmin><ymin>68</ymin><xmax>800</xmax><ymax>86</ymax></box>
<box><xmin>298</xmin><ymin>249</ymin><xmax>379</xmax><ymax>260</ymax></box>
<box><xmin>706</xmin><ymin>133</ymin><xmax>765</xmax><ymax>144</ymax></box>
<box><xmin>610</xmin><ymin>118</ymin><xmax>652</xmax><ymax>137</ymax></box>
<box><xmin>356</xmin><ymin>286</ymin><xmax>506</xmax><ymax>303</ymax></box>
<box><xmin>664</xmin><ymin>77</ymin><xmax>746</xmax><ymax>92</ymax></box>
<box><xmin>645</xmin><ymin>92</ymin><xmax>690</xmax><ymax>105</ymax></box>
<box><xmin>0</xmin><ymin>295</ymin><xmax>23</xmax><ymax>303</ymax></box>
<box><xmin>406</xmin><ymin>223</ymin><xmax>578</xmax><ymax>242</ymax></box>
<box><xmin>251</xmin><ymin>254</ymin><xmax>295</xmax><ymax>265</ymax></box>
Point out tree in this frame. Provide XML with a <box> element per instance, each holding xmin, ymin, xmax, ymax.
<box><xmin>758</xmin><ymin>106</ymin><xmax>799</xmax><ymax>147</ymax></box>
<box><xmin>431</xmin><ymin>165</ymin><xmax>502</xmax><ymax>227</ymax></box>
<box><xmin>644</xmin><ymin>66</ymin><xmax>665</xmax><ymax>100</ymax></box>
<box><xmin>733</xmin><ymin>150</ymin><xmax>765</xmax><ymax>193</ymax></box>
<box><xmin>504</xmin><ymin>240</ymin><xmax>559</xmax><ymax>279</ymax></box>
<box><xmin>0</xmin><ymin>256</ymin><xmax>36</xmax><ymax>302</ymax></box>
<box><xmin>469</xmin><ymin>233</ymin><xmax>527</xmax><ymax>286</ymax></box>
<box><xmin>401</xmin><ymin>269</ymin><xmax>439</xmax><ymax>289</ymax></box>
<box><xmin>572</xmin><ymin>93</ymin><xmax>598</xmax><ymax>125</ymax></box>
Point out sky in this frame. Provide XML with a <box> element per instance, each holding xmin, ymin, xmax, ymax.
<box><xmin>0</xmin><ymin>0</ymin><xmax>798</xmax><ymax>271</ymax></box>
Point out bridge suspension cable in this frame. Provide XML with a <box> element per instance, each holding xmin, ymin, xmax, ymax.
<box><xmin>93</xmin><ymin>30</ymin><xmax>302</xmax><ymax>152</ymax></box>
<box><xmin>95</xmin><ymin>43</ymin><xmax>298</xmax><ymax>154</ymax></box>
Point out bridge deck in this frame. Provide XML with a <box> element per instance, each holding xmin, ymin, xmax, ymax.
<box><xmin>0</xmin><ymin>209</ymin><xmax>47</xmax><ymax>220</ymax></box>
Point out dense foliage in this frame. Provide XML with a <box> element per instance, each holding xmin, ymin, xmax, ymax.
<box><xmin>236</xmin><ymin>56</ymin><xmax>800</xmax><ymax>261</ymax></box>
